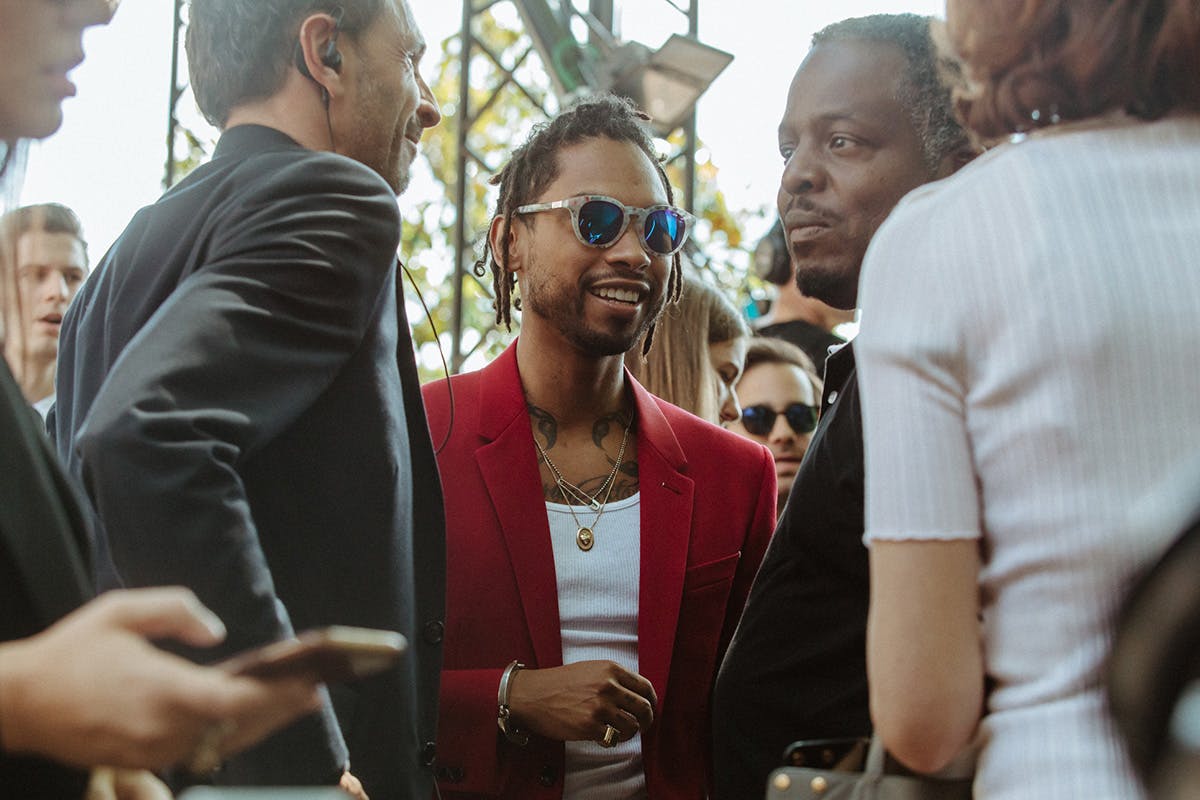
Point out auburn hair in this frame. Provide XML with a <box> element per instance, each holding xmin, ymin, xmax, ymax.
<box><xmin>947</xmin><ymin>0</ymin><xmax>1200</xmax><ymax>138</ymax></box>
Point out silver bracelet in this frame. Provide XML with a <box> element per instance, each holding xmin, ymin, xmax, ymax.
<box><xmin>497</xmin><ymin>660</ymin><xmax>530</xmax><ymax>746</ymax></box>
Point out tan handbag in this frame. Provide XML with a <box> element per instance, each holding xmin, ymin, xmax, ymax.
<box><xmin>765</xmin><ymin>736</ymin><xmax>973</xmax><ymax>800</ymax></box>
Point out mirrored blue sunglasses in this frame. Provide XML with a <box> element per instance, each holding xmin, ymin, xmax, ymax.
<box><xmin>515</xmin><ymin>195</ymin><xmax>696</xmax><ymax>257</ymax></box>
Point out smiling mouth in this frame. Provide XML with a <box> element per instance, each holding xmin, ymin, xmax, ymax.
<box><xmin>590</xmin><ymin>286</ymin><xmax>643</xmax><ymax>306</ymax></box>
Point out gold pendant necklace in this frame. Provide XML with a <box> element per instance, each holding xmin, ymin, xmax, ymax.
<box><xmin>535</xmin><ymin>423</ymin><xmax>631</xmax><ymax>552</ymax></box>
<box><xmin>576</xmin><ymin>526</ymin><xmax>595</xmax><ymax>552</ymax></box>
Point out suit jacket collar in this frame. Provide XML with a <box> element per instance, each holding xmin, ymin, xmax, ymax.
<box><xmin>473</xmin><ymin>344</ymin><xmax>562</xmax><ymax>668</ymax></box>
<box><xmin>629</xmin><ymin>381</ymin><xmax>694</xmax><ymax>700</ymax></box>
<box><xmin>473</xmin><ymin>341</ymin><xmax>694</xmax><ymax>698</ymax></box>
<box><xmin>212</xmin><ymin>125</ymin><xmax>306</xmax><ymax>162</ymax></box>
<box><xmin>474</xmin><ymin>341</ymin><xmax>689</xmax><ymax>469</ymax></box>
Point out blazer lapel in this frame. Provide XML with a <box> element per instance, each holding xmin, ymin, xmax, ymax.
<box><xmin>631</xmin><ymin>377</ymin><xmax>694</xmax><ymax>700</ymax></box>
<box><xmin>474</xmin><ymin>344</ymin><xmax>564</xmax><ymax>669</ymax></box>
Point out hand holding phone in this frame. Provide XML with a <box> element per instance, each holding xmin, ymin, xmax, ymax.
<box><xmin>220</xmin><ymin>626</ymin><xmax>407</xmax><ymax>684</ymax></box>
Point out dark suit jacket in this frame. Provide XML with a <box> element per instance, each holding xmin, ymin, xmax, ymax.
<box><xmin>0</xmin><ymin>361</ymin><xmax>93</xmax><ymax>796</ymax></box>
<box><xmin>53</xmin><ymin>125</ymin><xmax>445</xmax><ymax>798</ymax></box>
<box><xmin>421</xmin><ymin>342</ymin><xmax>777</xmax><ymax>799</ymax></box>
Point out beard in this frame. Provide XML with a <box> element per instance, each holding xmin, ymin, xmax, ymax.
<box><xmin>793</xmin><ymin>261</ymin><xmax>860</xmax><ymax>311</ymax></box>
<box><xmin>342</xmin><ymin>68</ymin><xmax>413</xmax><ymax>195</ymax></box>
<box><xmin>520</xmin><ymin>263</ymin><xmax>667</xmax><ymax>357</ymax></box>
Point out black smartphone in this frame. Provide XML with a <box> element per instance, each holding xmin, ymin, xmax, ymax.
<box><xmin>782</xmin><ymin>737</ymin><xmax>870</xmax><ymax>771</ymax></box>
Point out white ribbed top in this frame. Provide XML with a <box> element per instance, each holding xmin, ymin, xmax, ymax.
<box><xmin>857</xmin><ymin>113</ymin><xmax>1200</xmax><ymax>800</ymax></box>
<box><xmin>546</xmin><ymin>493</ymin><xmax>645</xmax><ymax>800</ymax></box>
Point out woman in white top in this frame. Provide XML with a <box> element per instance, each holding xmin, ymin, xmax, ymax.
<box><xmin>855</xmin><ymin>1</ymin><xmax>1200</xmax><ymax>798</ymax></box>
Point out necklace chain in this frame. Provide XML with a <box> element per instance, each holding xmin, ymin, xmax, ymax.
<box><xmin>534</xmin><ymin>422</ymin><xmax>629</xmax><ymax>509</ymax></box>
<box><xmin>535</xmin><ymin>423</ymin><xmax>631</xmax><ymax>551</ymax></box>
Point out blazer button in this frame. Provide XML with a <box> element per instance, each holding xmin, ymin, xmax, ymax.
<box><xmin>421</xmin><ymin>741</ymin><xmax>437</xmax><ymax>767</ymax></box>
<box><xmin>423</xmin><ymin>620</ymin><xmax>445</xmax><ymax>644</ymax></box>
<box><xmin>538</xmin><ymin>765</ymin><xmax>558</xmax><ymax>787</ymax></box>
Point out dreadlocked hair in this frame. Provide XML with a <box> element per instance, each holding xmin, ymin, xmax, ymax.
<box><xmin>477</xmin><ymin>93</ymin><xmax>685</xmax><ymax>357</ymax></box>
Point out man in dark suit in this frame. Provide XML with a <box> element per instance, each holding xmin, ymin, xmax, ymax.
<box><xmin>0</xmin><ymin>2</ymin><xmax>343</xmax><ymax>797</ymax></box>
<box><xmin>422</xmin><ymin>95</ymin><xmax>776</xmax><ymax>799</ymax></box>
<box><xmin>53</xmin><ymin>0</ymin><xmax>446</xmax><ymax>795</ymax></box>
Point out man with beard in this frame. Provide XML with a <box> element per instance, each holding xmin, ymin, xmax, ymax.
<box><xmin>422</xmin><ymin>95</ymin><xmax>776</xmax><ymax>799</ymax></box>
<box><xmin>52</xmin><ymin>0</ymin><xmax>445</xmax><ymax>795</ymax></box>
<box><xmin>710</xmin><ymin>14</ymin><xmax>976</xmax><ymax>800</ymax></box>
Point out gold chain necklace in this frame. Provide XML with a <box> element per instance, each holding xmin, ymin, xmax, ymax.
<box><xmin>535</xmin><ymin>424</ymin><xmax>630</xmax><ymax>552</ymax></box>
<box><xmin>534</xmin><ymin>422</ymin><xmax>630</xmax><ymax>509</ymax></box>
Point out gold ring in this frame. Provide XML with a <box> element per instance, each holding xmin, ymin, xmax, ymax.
<box><xmin>600</xmin><ymin>724</ymin><xmax>618</xmax><ymax>748</ymax></box>
<box><xmin>186</xmin><ymin>720</ymin><xmax>236</xmax><ymax>775</ymax></box>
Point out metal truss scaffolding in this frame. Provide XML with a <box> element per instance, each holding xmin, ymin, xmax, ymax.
<box><xmin>165</xmin><ymin>0</ymin><xmax>186</xmax><ymax>190</ymax></box>
<box><xmin>450</xmin><ymin>0</ymin><xmax>703</xmax><ymax>372</ymax></box>
<box><xmin>164</xmin><ymin>1</ymin><xmax>706</xmax><ymax>373</ymax></box>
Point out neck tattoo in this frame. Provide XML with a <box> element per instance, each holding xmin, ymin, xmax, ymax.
<box><xmin>535</xmin><ymin>423</ymin><xmax>631</xmax><ymax>552</ymax></box>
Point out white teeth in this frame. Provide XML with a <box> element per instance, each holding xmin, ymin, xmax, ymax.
<box><xmin>594</xmin><ymin>287</ymin><xmax>639</xmax><ymax>304</ymax></box>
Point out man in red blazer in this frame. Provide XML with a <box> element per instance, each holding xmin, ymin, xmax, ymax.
<box><xmin>422</xmin><ymin>95</ymin><xmax>776</xmax><ymax>799</ymax></box>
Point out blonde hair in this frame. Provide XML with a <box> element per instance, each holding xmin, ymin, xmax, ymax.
<box><xmin>626</xmin><ymin>274</ymin><xmax>749</xmax><ymax>422</ymax></box>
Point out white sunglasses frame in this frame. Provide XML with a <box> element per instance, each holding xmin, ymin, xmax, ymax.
<box><xmin>514</xmin><ymin>194</ymin><xmax>696</xmax><ymax>257</ymax></box>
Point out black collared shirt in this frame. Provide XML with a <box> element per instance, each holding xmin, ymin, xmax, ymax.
<box><xmin>711</xmin><ymin>344</ymin><xmax>869</xmax><ymax>800</ymax></box>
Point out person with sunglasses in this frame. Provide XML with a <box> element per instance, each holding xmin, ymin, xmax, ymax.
<box><xmin>422</xmin><ymin>94</ymin><xmax>776</xmax><ymax>800</ymax></box>
<box><xmin>725</xmin><ymin>337</ymin><xmax>822</xmax><ymax>514</ymax></box>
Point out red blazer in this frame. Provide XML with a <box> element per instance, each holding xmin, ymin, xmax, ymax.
<box><xmin>422</xmin><ymin>342</ymin><xmax>776</xmax><ymax>799</ymax></box>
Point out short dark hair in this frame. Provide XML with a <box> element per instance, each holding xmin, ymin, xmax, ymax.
<box><xmin>479</xmin><ymin>93</ymin><xmax>684</xmax><ymax>356</ymax></box>
<box><xmin>745</xmin><ymin>335</ymin><xmax>823</xmax><ymax>398</ymax></box>
<box><xmin>0</xmin><ymin>203</ymin><xmax>88</xmax><ymax>264</ymax></box>
<box><xmin>813</xmin><ymin>14</ymin><xmax>969</xmax><ymax>170</ymax></box>
<box><xmin>186</xmin><ymin>0</ymin><xmax>384</xmax><ymax>128</ymax></box>
<box><xmin>948</xmin><ymin>0</ymin><xmax>1200</xmax><ymax>137</ymax></box>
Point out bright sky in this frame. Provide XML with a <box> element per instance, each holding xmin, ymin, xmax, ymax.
<box><xmin>20</xmin><ymin>0</ymin><xmax>944</xmax><ymax>259</ymax></box>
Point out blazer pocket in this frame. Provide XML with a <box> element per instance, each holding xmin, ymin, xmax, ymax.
<box><xmin>683</xmin><ymin>551</ymin><xmax>740</xmax><ymax>593</ymax></box>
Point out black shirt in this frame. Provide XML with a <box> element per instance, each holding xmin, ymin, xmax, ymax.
<box><xmin>711</xmin><ymin>344</ymin><xmax>869</xmax><ymax>800</ymax></box>
<box><xmin>757</xmin><ymin>319</ymin><xmax>845</xmax><ymax>376</ymax></box>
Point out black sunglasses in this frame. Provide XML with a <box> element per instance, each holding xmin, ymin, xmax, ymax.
<box><xmin>515</xmin><ymin>195</ymin><xmax>696</xmax><ymax>257</ymax></box>
<box><xmin>740</xmin><ymin>403</ymin><xmax>819</xmax><ymax>436</ymax></box>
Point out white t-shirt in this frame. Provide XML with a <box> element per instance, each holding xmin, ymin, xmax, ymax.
<box><xmin>33</xmin><ymin>393</ymin><xmax>54</xmax><ymax>420</ymax></box>
<box><xmin>857</xmin><ymin>113</ymin><xmax>1200</xmax><ymax>800</ymax></box>
<box><xmin>546</xmin><ymin>493</ymin><xmax>645</xmax><ymax>800</ymax></box>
